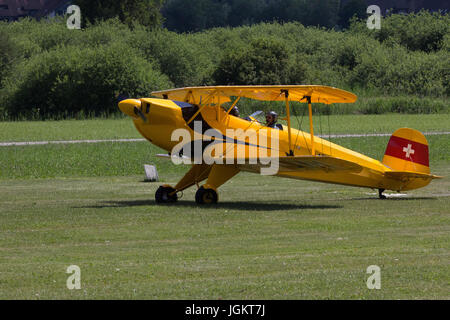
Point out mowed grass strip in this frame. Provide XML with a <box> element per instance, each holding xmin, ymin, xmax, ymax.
<box><xmin>0</xmin><ymin>135</ymin><xmax>447</xmax><ymax>179</ymax></box>
<box><xmin>0</xmin><ymin>166</ymin><xmax>448</xmax><ymax>299</ymax></box>
<box><xmin>0</xmin><ymin>141</ymin><xmax>182</xmax><ymax>179</ymax></box>
<box><xmin>0</xmin><ymin>118</ymin><xmax>139</xmax><ymax>142</ymax></box>
<box><xmin>0</xmin><ymin>114</ymin><xmax>449</xmax><ymax>142</ymax></box>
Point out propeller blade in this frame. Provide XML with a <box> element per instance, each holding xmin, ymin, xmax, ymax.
<box><xmin>134</xmin><ymin>106</ymin><xmax>147</xmax><ymax>122</ymax></box>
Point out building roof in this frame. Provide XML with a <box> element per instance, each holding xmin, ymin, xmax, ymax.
<box><xmin>0</xmin><ymin>0</ymin><xmax>72</xmax><ymax>20</ymax></box>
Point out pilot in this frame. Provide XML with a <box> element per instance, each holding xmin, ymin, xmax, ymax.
<box><xmin>265</xmin><ymin>111</ymin><xmax>283</xmax><ymax>130</ymax></box>
<box><xmin>229</xmin><ymin>106</ymin><xmax>240</xmax><ymax>117</ymax></box>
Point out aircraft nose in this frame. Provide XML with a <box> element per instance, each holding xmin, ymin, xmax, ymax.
<box><xmin>118</xmin><ymin>99</ymin><xmax>142</xmax><ymax>119</ymax></box>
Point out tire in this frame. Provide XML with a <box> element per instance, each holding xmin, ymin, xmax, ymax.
<box><xmin>195</xmin><ymin>186</ymin><xmax>218</xmax><ymax>204</ymax></box>
<box><xmin>155</xmin><ymin>186</ymin><xmax>178</xmax><ymax>203</ymax></box>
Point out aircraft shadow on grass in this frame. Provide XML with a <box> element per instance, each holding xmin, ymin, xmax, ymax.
<box><xmin>348</xmin><ymin>196</ymin><xmax>437</xmax><ymax>201</ymax></box>
<box><xmin>77</xmin><ymin>200</ymin><xmax>342</xmax><ymax>211</ymax></box>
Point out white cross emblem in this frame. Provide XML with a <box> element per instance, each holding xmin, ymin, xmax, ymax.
<box><xmin>403</xmin><ymin>144</ymin><xmax>415</xmax><ymax>158</ymax></box>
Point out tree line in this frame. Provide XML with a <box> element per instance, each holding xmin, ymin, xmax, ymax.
<box><xmin>74</xmin><ymin>0</ymin><xmax>368</xmax><ymax>30</ymax></box>
<box><xmin>0</xmin><ymin>7</ymin><xmax>448</xmax><ymax>120</ymax></box>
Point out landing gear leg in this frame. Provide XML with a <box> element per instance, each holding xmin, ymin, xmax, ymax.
<box><xmin>378</xmin><ymin>189</ymin><xmax>386</xmax><ymax>199</ymax></box>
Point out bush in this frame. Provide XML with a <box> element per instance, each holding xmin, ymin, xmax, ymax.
<box><xmin>0</xmin><ymin>28</ymin><xmax>17</xmax><ymax>89</ymax></box>
<box><xmin>130</xmin><ymin>27</ymin><xmax>213</xmax><ymax>87</ymax></box>
<box><xmin>1</xmin><ymin>42</ymin><xmax>172</xmax><ymax>119</ymax></box>
<box><xmin>350</xmin><ymin>44</ymin><xmax>448</xmax><ymax>96</ymax></box>
<box><xmin>350</xmin><ymin>11</ymin><xmax>450</xmax><ymax>53</ymax></box>
<box><xmin>213</xmin><ymin>37</ymin><xmax>305</xmax><ymax>85</ymax></box>
<box><xmin>0</xmin><ymin>17</ymin><xmax>448</xmax><ymax>120</ymax></box>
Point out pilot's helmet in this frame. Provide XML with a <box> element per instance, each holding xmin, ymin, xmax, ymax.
<box><xmin>266</xmin><ymin>111</ymin><xmax>278</xmax><ymax>122</ymax></box>
<box><xmin>230</xmin><ymin>106</ymin><xmax>240</xmax><ymax>117</ymax></box>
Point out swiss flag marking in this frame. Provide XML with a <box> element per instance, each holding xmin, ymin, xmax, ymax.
<box><xmin>385</xmin><ymin>136</ymin><xmax>429</xmax><ymax>167</ymax></box>
<box><xmin>403</xmin><ymin>144</ymin><xmax>415</xmax><ymax>158</ymax></box>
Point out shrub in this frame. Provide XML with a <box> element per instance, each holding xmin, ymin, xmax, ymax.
<box><xmin>1</xmin><ymin>42</ymin><xmax>172</xmax><ymax>119</ymax></box>
<box><xmin>213</xmin><ymin>37</ymin><xmax>305</xmax><ymax>85</ymax></box>
<box><xmin>350</xmin><ymin>11</ymin><xmax>450</xmax><ymax>53</ymax></box>
<box><xmin>0</xmin><ymin>28</ymin><xmax>17</xmax><ymax>89</ymax></box>
<box><xmin>130</xmin><ymin>27</ymin><xmax>213</xmax><ymax>87</ymax></box>
<box><xmin>350</xmin><ymin>44</ymin><xmax>448</xmax><ymax>96</ymax></box>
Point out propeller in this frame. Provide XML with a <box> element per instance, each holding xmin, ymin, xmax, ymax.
<box><xmin>134</xmin><ymin>106</ymin><xmax>147</xmax><ymax>122</ymax></box>
<box><xmin>249</xmin><ymin>110</ymin><xmax>263</xmax><ymax>118</ymax></box>
<box><xmin>119</xmin><ymin>99</ymin><xmax>147</xmax><ymax>122</ymax></box>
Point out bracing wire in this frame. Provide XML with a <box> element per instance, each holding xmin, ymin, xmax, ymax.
<box><xmin>318</xmin><ymin>105</ymin><xmax>324</xmax><ymax>155</ymax></box>
<box><xmin>327</xmin><ymin>111</ymin><xmax>332</xmax><ymax>156</ymax></box>
<box><xmin>292</xmin><ymin>102</ymin><xmax>301</xmax><ymax>150</ymax></box>
<box><xmin>292</xmin><ymin>101</ymin><xmax>311</xmax><ymax>155</ymax></box>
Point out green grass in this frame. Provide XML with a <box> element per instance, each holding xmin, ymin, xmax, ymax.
<box><xmin>0</xmin><ymin>167</ymin><xmax>448</xmax><ymax>299</ymax></box>
<box><xmin>1</xmin><ymin>114</ymin><xmax>449</xmax><ymax>142</ymax></box>
<box><xmin>294</xmin><ymin>113</ymin><xmax>450</xmax><ymax>135</ymax></box>
<box><xmin>0</xmin><ymin>114</ymin><xmax>448</xmax><ymax>299</ymax></box>
<box><xmin>0</xmin><ymin>135</ymin><xmax>447</xmax><ymax>180</ymax></box>
<box><xmin>0</xmin><ymin>118</ymin><xmax>137</xmax><ymax>142</ymax></box>
<box><xmin>1</xmin><ymin>114</ymin><xmax>448</xmax><ymax>180</ymax></box>
<box><xmin>0</xmin><ymin>142</ymin><xmax>182</xmax><ymax>179</ymax></box>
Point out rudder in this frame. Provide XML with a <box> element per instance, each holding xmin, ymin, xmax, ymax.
<box><xmin>382</xmin><ymin>128</ymin><xmax>430</xmax><ymax>174</ymax></box>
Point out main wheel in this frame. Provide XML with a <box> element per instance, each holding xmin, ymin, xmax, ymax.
<box><xmin>195</xmin><ymin>186</ymin><xmax>218</xmax><ymax>204</ymax></box>
<box><xmin>155</xmin><ymin>186</ymin><xmax>178</xmax><ymax>203</ymax></box>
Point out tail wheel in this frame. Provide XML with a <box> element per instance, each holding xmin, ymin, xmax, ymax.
<box><xmin>155</xmin><ymin>186</ymin><xmax>178</xmax><ymax>203</ymax></box>
<box><xmin>378</xmin><ymin>189</ymin><xmax>387</xmax><ymax>199</ymax></box>
<box><xmin>195</xmin><ymin>186</ymin><xmax>218</xmax><ymax>204</ymax></box>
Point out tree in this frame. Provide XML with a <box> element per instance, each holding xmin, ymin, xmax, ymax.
<box><xmin>0</xmin><ymin>29</ymin><xmax>17</xmax><ymax>89</ymax></box>
<box><xmin>213</xmin><ymin>38</ymin><xmax>293</xmax><ymax>85</ymax></box>
<box><xmin>74</xmin><ymin>0</ymin><xmax>165</xmax><ymax>28</ymax></box>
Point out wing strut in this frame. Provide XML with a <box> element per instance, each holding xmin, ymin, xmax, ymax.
<box><xmin>283</xmin><ymin>90</ymin><xmax>294</xmax><ymax>156</ymax></box>
<box><xmin>186</xmin><ymin>90</ymin><xmax>217</xmax><ymax>125</ymax></box>
<box><xmin>226</xmin><ymin>96</ymin><xmax>241</xmax><ymax>115</ymax></box>
<box><xmin>307</xmin><ymin>96</ymin><xmax>315</xmax><ymax>156</ymax></box>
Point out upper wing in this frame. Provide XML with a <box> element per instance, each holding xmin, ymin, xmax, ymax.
<box><xmin>152</xmin><ymin>85</ymin><xmax>357</xmax><ymax>105</ymax></box>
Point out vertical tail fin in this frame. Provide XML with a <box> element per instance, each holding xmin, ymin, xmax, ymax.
<box><xmin>382</xmin><ymin>128</ymin><xmax>430</xmax><ymax>174</ymax></box>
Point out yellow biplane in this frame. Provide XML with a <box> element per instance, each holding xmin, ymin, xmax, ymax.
<box><xmin>118</xmin><ymin>85</ymin><xmax>441</xmax><ymax>204</ymax></box>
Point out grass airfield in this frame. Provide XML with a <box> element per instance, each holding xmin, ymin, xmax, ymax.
<box><xmin>0</xmin><ymin>114</ymin><xmax>449</xmax><ymax>299</ymax></box>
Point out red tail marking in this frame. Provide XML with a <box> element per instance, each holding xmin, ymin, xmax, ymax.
<box><xmin>385</xmin><ymin>135</ymin><xmax>429</xmax><ymax>167</ymax></box>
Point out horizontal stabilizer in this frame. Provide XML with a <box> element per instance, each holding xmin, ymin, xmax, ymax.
<box><xmin>156</xmin><ymin>154</ymin><xmax>191</xmax><ymax>164</ymax></box>
<box><xmin>385</xmin><ymin>171</ymin><xmax>443</xmax><ymax>180</ymax></box>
